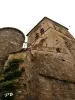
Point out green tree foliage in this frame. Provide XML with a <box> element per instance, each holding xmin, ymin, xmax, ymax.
<box><xmin>0</xmin><ymin>59</ymin><xmax>25</xmax><ymax>100</ymax></box>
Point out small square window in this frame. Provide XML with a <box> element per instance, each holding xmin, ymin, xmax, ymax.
<box><xmin>56</xmin><ymin>48</ymin><xmax>61</xmax><ymax>53</ymax></box>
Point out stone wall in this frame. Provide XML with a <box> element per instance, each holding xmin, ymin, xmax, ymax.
<box><xmin>6</xmin><ymin>37</ymin><xmax>75</xmax><ymax>100</ymax></box>
<box><xmin>0</xmin><ymin>19</ymin><xmax>75</xmax><ymax>99</ymax></box>
<box><xmin>27</xmin><ymin>17</ymin><xmax>73</xmax><ymax>47</ymax></box>
<box><xmin>4</xmin><ymin>24</ymin><xmax>75</xmax><ymax>100</ymax></box>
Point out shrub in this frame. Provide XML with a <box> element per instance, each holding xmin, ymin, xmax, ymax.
<box><xmin>0</xmin><ymin>59</ymin><xmax>25</xmax><ymax>100</ymax></box>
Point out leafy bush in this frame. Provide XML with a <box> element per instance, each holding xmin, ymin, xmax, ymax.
<box><xmin>0</xmin><ymin>76</ymin><xmax>4</xmax><ymax>82</ymax></box>
<box><xmin>0</xmin><ymin>59</ymin><xmax>25</xmax><ymax>100</ymax></box>
<box><xmin>3</xmin><ymin>59</ymin><xmax>24</xmax><ymax>74</ymax></box>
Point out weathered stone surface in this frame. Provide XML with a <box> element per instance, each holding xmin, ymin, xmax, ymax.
<box><xmin>7</xmin><ymin>33</ymin><xmax>75</xmax><ymax>100</ymax></box>
<box><xmin>0</xmin><ymin>27</ymin><xmax>25</xmax><ymax>69</ymax></box>
<box><xmin>1</xmin><ymin>18</ymin><xmax>75</xmax><ymax>100</ymax></box>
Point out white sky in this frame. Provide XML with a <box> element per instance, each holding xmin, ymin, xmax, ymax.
<box><xmin>0</xmin><ymin>0</ymin><xmax>75</xmax><ymax>40</ymax></box>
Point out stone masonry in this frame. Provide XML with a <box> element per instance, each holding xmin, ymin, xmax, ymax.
<box><xmin>1</xmin><ymin>17</ymin><xmax>75</xmax><ymax>100</ymax></box>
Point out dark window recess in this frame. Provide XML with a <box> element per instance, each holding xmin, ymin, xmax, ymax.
<box><xmin>40</xmin><ymin>28</ymin><xmax>44</xmax><ymax>35</ymax></box>
<box><xmin>62</xmin><ymin>59</ymin><xmax>65</xmax><ymax>61</ymax></box>
<box><xmin>56</xmin><ymin>40</ymin><xmax>58</xmax><ymax>41</ymax></box>
<box><xmin>56</xmin><ymin>48</ymin><xmax>61</xmax><ymax>53</ymax></box>
<box><xmin>35</xmin><ymin>33</ymin><xmax>39</xmax><ymax>40</ymax></box>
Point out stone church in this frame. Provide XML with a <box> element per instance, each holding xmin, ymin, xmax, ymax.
<box><xmin>1</xmin><ymin>17</ymin><xmax>75</xmax><ymax>100</ymax></box>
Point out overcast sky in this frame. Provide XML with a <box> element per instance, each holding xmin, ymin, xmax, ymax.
<box><xmin>0</xmin><ymin>0</ymin><xmax>75</xmax><ymax>40</ymax></box>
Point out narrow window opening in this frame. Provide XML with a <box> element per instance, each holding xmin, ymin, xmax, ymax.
<box><xmin>62</xmin><ymin>59</ymin><xmax>65</xmax><ymax>61</ymax></box>
<box><xmin>56</xmin><ymin>40</ymin><xmax>58</xmax><ymax>41</ymax></box>
<box><xmin>35</xmin><ymin>33</ymin><xmax>39</xmax><ymax>40</ymax></box>
<box><xmin>56</xmin><ymin>48</ymin><xmax>61</xmax><ymax>53</ymax></box>
<box><xmin>40</xmin><ymin>28</ymin><xmax>44</xmax><ymax>35</ymax></box>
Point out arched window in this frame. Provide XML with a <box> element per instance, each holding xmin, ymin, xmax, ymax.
<box><xmin>56</xmin><ymin>48</ymin><xmax>61</xmax><ymax>53</ymax></box>
<box><xmin>40</xmin><ymin>28</ymin><xmax>44</xmax><ymax>35</ymax></box>
<box><xmin>35</xmin><ymin>33</ymin><xmax>39</xmax><ymax>40</ymax></box>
